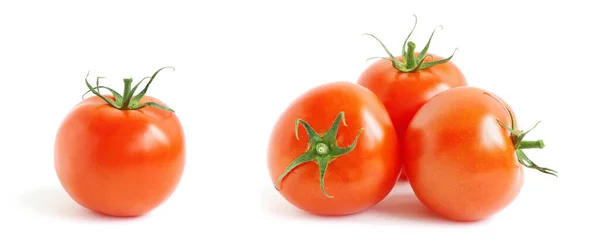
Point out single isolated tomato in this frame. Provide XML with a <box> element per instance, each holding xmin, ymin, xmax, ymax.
<box><xmin>402</xmin><ymin>86</ymin><xmax>557</xmax><ymax>222</ymax></box>
<box><xmin>358</xmin><ymin>16</ymin><xmax>468</xmax><ymax>180</ymax></box>
<box><xmin>54</xmin><ymin>67</ymin><xmax>186</xmax><ymax>217</ymax></box>
<box><xmin>267</xmin><ymin>82</ymin><xmax>401</xmax><ymax>216</ymax></box>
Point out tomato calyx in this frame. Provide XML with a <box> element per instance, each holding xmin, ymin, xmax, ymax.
<box><xmin>274</xmin><ymin>112</ymin><xmax>364</xmax><ymax>198</ymax></box>
<box><xmin>363</xmin><ymin>15</ymin><xmax>457</xmax><ymax>73</ymax></box>
<box><xmin>484</xmin><ymin>93</ymin><xmax>558</xmax><ymax>177</ymax></box>
<box><xmin>81</xmin><ymin>67</ymin><xmax>176</xmax><ymax>112</ymax></box>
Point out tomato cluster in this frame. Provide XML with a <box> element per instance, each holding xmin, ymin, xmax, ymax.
<box><xmin>51</xmin><ymin>16</ymin><xmax>556</xmax><ymax>221</ymax></box>
<box><xmin>267</xmin><ymin>16</ymin><xmax>557</xmax><ymax>221</ymax></box>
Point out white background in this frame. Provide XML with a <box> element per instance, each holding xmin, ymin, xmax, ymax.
<box><xmin>1</xmin><ymin>0</ymin><xmax>597</xmax><ymax>249</ymax></box>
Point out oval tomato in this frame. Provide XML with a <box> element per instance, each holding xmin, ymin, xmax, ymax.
<box><xmin>402</xmin><ymin>86</ymin><xmax>557</xmax><ymax>221</ymax></box>
<box><xmin>358</xmin><ymin>18</ymin><xmax>468</xmax><ymax>180</ymax></box>
<box><xmin>54</xmin><ymin>67</ymin><xmax>185</xmax><ymax>217</ymax></box>
<box><xmin>267</xmin><ymin>82</ymin><xmax>401</xmax><ymax>216</ymax></box>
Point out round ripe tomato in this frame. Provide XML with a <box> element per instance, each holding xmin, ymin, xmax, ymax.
<box><xmin>54</xmin><ymin>67</ymin><xmax>185</xmax><ymax>217</ymax></box>
<box><xmin>358</xmin><ymin>18</ymin><xmax>468</xmax><ymax>180</ymax></box>
<box><xmin>267</xmin><ymin>82</ymin><xmax>401</xmax><ymax>216</ymax></box>
<box><xmin>402</xmin><ymin>86</ymin><xmax>557</xmax><ymax>221</ymax></box>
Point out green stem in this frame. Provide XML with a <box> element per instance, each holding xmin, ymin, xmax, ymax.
<box><xmin>274</xmin><ymin>112</ymin><xmax>364</xmax><ymax>198</ymax></box>
<box><xmin>82</xmin><ymin>67</ymin><xmax>176</xmax><ymax>112</ymax></box>
<box><xmin>120</xmin><ymin>78</ymin><xmax>134</xmax><ymax>110</ymax></box>
<box><xmin>519</xmin><ymin>140</ymin><xmax>545</xmax><ymax>149</ymax></box>
<box><xmin>404</xmin><ymin>42</ymin><xmax>417</xmax><ymax>70</ymax></box>
<box><xmin>363</xmin><ymin>15</ymin><xmax>457</xmax><ymax>73</ymax></box>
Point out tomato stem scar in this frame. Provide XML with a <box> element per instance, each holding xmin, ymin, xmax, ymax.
<box><xmin>483</xmin><ymin>92</ymin><xmax>557</xmax><ymax>177</ymax></box>
<box><xmin>81</xmin><ymin>67</ymin><xmax>176</xmax><ymax>112</ymax></box>
<box><xmin>316</xmin><ymin>143</ymin><xmax>330</xmax><ymax>155</ymax></box>
<box><xmin>275</xmin><ymin>112</ymin><xmax>364</xmax><ymax>198</ymax></box>
<box><xmin>362</xmin><ymin>15</ymin><xmax>457</xmax><ymax>73</ymax></box>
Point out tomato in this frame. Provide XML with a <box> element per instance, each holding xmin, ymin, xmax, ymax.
<box><xmin>358</xmin><ymin>17</ymin><xmax>468</xmax><ymax>180</ymax></box>
<box><xmin>267</xmin><ymin>82</ymin><xmax>401</xmax><ymax>216</ymax></box>
<box><xmin>54</xmin><ymin>67</ymin><xmax>185</xmax><ymax>217</ymax></box>
<box><xmin>402</xmin><ymin>86</ymin><xmax>557</xmax><ymax>222</ymax></box>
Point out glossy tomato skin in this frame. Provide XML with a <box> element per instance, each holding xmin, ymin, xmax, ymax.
<box><xmin>54</xmin><ymin>95</ymin><xmax>186</xmax><ymax>217</ymax></box>
<box><xmin>267</xmin><ymin>82</ymin><xmax>401</xmax><ymax>216</ymax></box>
<box><xmin>357</xmin><ymin>54</ymin><xmax>467</xmax><ymax>179</ymax></box>
<box><xmin>403</xmin><ymin>86</ymin><xmax>523</xmax><ymax>222</ymax></box>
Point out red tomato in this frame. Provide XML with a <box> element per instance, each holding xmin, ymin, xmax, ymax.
<box><xmin>54</xmin><ymin>67</ymin><xmax>185</xmax><ymax>217</ymax></box>
<box><xmin>267</xmin><ymin>82</ymin><xmax>401</xmax><ymax>216</ymax></box>
<box><xmin>402</xmin><ymin>86</ymin><xmax>557</xmax><ymax>221</ymax></box>
<box><xmin>358</xmin><ymin>18</ymin><xmax>468</xmax><ymax>180</ymax></box>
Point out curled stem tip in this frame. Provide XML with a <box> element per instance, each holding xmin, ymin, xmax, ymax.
<box><xmin>366</xmin><ymin>56</ymin><xmax>393</xmax><ymax>63</ymax></box>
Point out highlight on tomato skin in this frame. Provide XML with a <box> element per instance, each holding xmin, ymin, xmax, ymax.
<box><xmin>53</xmin><ymin>67</ymin><xmax>186</xmax><ymax>217</ymax></box>
<box><xmin>267</xmin><ymin>81</ymin><xmax>402</xmax><ymax>216</ymax></box>
<box><xmin>357</xmin><ymin>15</ymin><xmax>468</xmax><ymax>181</ymax></box>
<box><xmin>401</xmin><ymin>86</ymin><xmax>557</xmax><ymax>222</ymax></box>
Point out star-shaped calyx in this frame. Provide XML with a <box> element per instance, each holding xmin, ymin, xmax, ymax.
<box><xmin>484</xmin><ymin>93</ymin><xmax>558</xmax><ymax>177</ymax></box>
<box><xmin>81</xmin><ymin>67</ymin><xmax>176</xmax><ymax>112</ymax></box>
<box><xmin>363</xmin><ymin>15</ymin><xmax>458</xmax><ymax>73</ymax></box>
<box><xmin>275</xmin><ymin>112</ymin><xmax>364</xmax><ymax>198</ymax></box>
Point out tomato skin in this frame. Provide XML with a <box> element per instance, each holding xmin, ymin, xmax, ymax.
<box><xmin>357</xmin><ymin>54</ymin><xmax>468</xmax><ymax>179</ymax></box>
<box><xmin>267</xmin><ymin>82</ymin><xmax>401</xmax><ymax>216</ymax></box>
<box><xmin>403</xmin><ymin>86</ymin><xmax>523</xmax><ymax>222</ymax></box>
<box><xmin>54</xmin><ymin>95</ymin><xmax>185</xmax><ymax>217</ymax></box>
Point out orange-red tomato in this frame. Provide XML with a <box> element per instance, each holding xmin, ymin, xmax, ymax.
<box><xmin>267</xmin><ymin>82</ymin><xmax>401</xmax><ymax>216</ymax></box>
<box><xmin>358</xmin><ymin>20</ymin><xmax>468</xmax><ymax>180</ymax></box>
<box><xmin>402</xmin><ymin>86</ymin><xmax>556</xmax><ymax>221</ymax></box>
<box><xmin>54</xmin><ymin>68</ymin><xmax>185</xmax><ymax>217</ymax></box>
